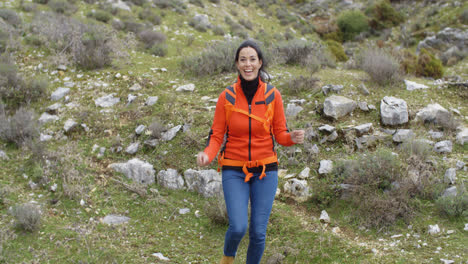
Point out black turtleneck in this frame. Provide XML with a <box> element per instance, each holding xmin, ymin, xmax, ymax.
<box><xmin>240</xmin><ymin>75</ymin><xmax>259</xmax><ymax>105</ymax></box>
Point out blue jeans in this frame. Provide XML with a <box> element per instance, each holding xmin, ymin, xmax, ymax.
<box><xmin>222</xmin><ymin>169</ymin><xmax>278</xmax><ymax>264</ymax></box>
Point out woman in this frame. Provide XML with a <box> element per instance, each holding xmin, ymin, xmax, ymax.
<box><xmin>197</xmin><ymin>40</ymin><xmax>304</xmax><ymax>264</ymax></box>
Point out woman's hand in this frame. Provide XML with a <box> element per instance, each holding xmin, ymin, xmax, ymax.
<box><xmin>291</xmin><ymin>130</ymin><xmax>305</xmax><ymax>144</ymax></box>
<box><xmin>196</xmin><ymin>152</ymin><xmax>210</xmax><ymax>166</ymax></box>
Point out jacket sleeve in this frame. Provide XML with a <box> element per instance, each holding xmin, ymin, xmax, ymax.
<box><xmin>272</xmin><ymin>90</ymin><xmax>295</xmax><ymax>146</ymax></box>
<box><xmin>203</xmin><ymin>91</ymin><xmax>227</xmax><ymax>162</ymax></box>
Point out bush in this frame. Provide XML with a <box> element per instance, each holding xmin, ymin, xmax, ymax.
<box><xmin>150</xmin><ymin>43</ymin><xmax>168</xmax><ymax>57</ymax></box>
<box><xmin>366</xmin><ymin>0</ymin><xmax>404</xmax><ymax>30</ymax></box>
<box><xmin>154</xmin><ymin>0</ymin><xmax>186</xmax><ymax>10</ymax></box>
<box><xmin>33</xmin><ymin>0</ymin><xmax>49</xmax><ymax>3</ymax></box>
<box><xmin>0</xmin><ymin>9</ymin><xmax>22</xmax><ymax>27</ymax></box>
<box><xmin>11</xmin><ymin>203</ymin><xmax>42</xmax><ymax>232</ymax></box>
<box><xmin>189</xmin><ymin>17</ymin><xmax>209</xmax><ymax>32</ymax></box>
<box><xmin>337</xmin><ymin>10</ymin><xmax>369</xmax><ymax>42</ymax></box>
<box><xmin>239</xmin><ymin>19</ymin><xmax>253</xmax><ymax>30</ymax></box>
<box><xmin>333</xmin><ymin>149</ymin><xmax>412</xmax><ymax>228</ymax></box>
<box><xmin>460</xmin><ymin>9</ymin><xmax>468</xmax><ymax>24</ymax></box>
<box><xmin>360</xmin><ymin>48</ymin><xmax>402</xmax><ymax>86</ymax></box>
<box><xmin>399</xmin><ymin>49</ymin><xmax>417</xmax><ymax>75</ymax></box>
<box><xmin>204</xmin><ymin>198</ymin><xmax>228</xmax><ymax>225</ymax></box>
<box><xmin>189</xmin><ymin>0</ymin><xmax>204</xmax><ymax>8</ymax></box>
<box><xmin>326</xmin><ymin>39</ymin><xmax>348</xmax><ymax>62</ymax></box>
<box><xmin>212</xmin><ymin>25</ymin><xmax>225</xmax><ymax>36</ymax></box>
<box><xmin>87</xmin><ymin>10</ymin><xmax>112</xmax><ymax>23</ymax></box>
<box><xmin>138</xmin><ymin>29</ymin><xmax>166</xmax><ymax>49</ymax></box>
<box><xmin>415</xmin><ymin>48</ymin><xmax>443</xmax><ymax>79</ymax></box>
<box><xmin>48</xmin><ymin>0</ymin><xmax>77</xmax><ymax>15</ymax></box>
<box><xmin>123</xmin><ymin>20</ymin><xmax>144</xmax><ymax>33</ymax></box>
<box><xmin>181</xmin><ymin>39</ymin><xmax>241</xmax><ymax>76</ymax></box>
<box><xmin>275</xmin><ymin>39</ymin><xmax>335</xmax><ymax>70</ymax></box>
<box><xmin>436</xmin><ymin>185</ymin><xmax>468</xmax><ymax>218</ymax></box>
<box><xmin>139</xmin><ymin>9</ymin><xmax>161</xmax><ymax>25</ymax></box>
<box><xmin>0</xmin><ymin>107</ymin><xmax>40</xmax><ymax>147</ymax></box>
<box><xmin>148</xmin><ymin>119</ymin><xmax>166</xmax><ymax>139</ymax></box>
<box><xmin>282</xmin><ymin>75</ymin><xmax>320</xmax><ymax>95</ymax></box>
<box><xmin>71</xmin><ymin>25</ymin><xmax>114</xmax><ymax>70</ymax></box>
<box><xmin>399</xmin><ymin>139</ymin><xmax>432</xmax><ymax>160</ymax></box>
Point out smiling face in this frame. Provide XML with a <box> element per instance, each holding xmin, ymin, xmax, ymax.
<box><xmin>236</xmin><ymin>47</ymin><xmax>263</xmax><ymax>81</ymax></box>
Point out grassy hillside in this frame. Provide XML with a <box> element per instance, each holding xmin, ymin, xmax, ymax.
<box><xmin>0</xmin><ymin>0</ymin><xmax>467</xmax><ymax>263</ymax></box>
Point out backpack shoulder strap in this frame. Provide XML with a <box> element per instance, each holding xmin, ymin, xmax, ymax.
<box><xmin>225</xmin><ymin>85</ymin><xmax>236</xmax><ymax>105</ymax></box>
<box><xmin>265</xmin><ymin>84</ymin><xmax>276</xmax><ymax>105</ymax></box>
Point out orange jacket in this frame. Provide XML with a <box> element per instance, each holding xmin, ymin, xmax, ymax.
<box><xmin>204</xmin><ymin>77</ymin><xmax>295</xmax><ymax>165</ymax></box>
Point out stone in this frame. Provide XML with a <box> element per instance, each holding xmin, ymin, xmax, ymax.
<box><xmin>57</xmin><ymin>65</ymin><xmax>67</xmax><ymax>71</ymax></box>
<box><xmin>393</xmin><ymin>129</ymin><xmax>414</xmax><ymax>143</ymax></box>
<box><xmin>161</xmin><ymin>125</ymin><xmax>182</xmax><ymax>141</ymax></box>
<box><xmin>95</xmin><ymin>93</ymin><xmax>120</xmax><ymax>107</ymax></box>
<box><xmin>358</xmin><ymin>101</ymin><xmax>369</xmax><ymax>111</ymax></box>
<box><xmin>456</xmin><ymin>127</ymin><xmax>468</xmax><ymax>145</ymax></box>
<box><xmin>405</xmin><ymin>80</ymin><xmax>429</xmax><ymax>91</ymax></box>
<box><xmin>145</xmin><ymin>96</ymin><xmax>159</xmax><ymax>106</ymax></box>
<box><xmin>179</xmin><ymin>208</ymin><xmax>190</xmax><ymax>215</ymax></box>
<box><xmin>444</xmin><ymin>168</ymin><xmax>457</xmax><ymax>185</ymax></box>
<box><xmin>0</xmin><ymin>150</ymin><xmax>8</xmax><ymax>160</ymax></box>
<box><xmin>318</xmin><ymin>160</ymin><xmax>333</xmax><ymax>174</ymax></box>
<box><xmin>440</xmin><ymin>259</ymin><xmax>454</xmax><ymax>264</ymax></box>
<box><xmin>442</xmin><ymin>186</ymin><xmax>457</xmax><ymax>197</ymax></box>
<box><xmin>323</xmin><ymin>95</ymin><xmax>357</xmax><ymax>119</ymax></box>
<box><xmin>286</xmin><ymin>103</ymin><xmax>303</xmax><ymax>117</ymax></box>
<box><xmin>127</xmin><ymin>94</ymin><xmax>137</xmax><ymax>105</ymax></box>
<box><xmin>417</xmin><ymin>27</ymin><xmax>468</xmax><ymax>54</ymax></box>
<box><xmin>46</xmin><ymin>103</ymin><xmax>62</xmax><ymax>114</ymax></box>
<box><xmin>152</xmin><ymin>253</ymin><xmax>170</xmax><ymax>261</ymax></box>
<box><xmin>380</xmin><ymin>96</ymin><xmax>408</xmax><ymax>126</ymax></box>
<box><xmin>192</xmin><ymin>14</ymin><xmax>211</xmax><ymax>28</ymax></box>
<box><xmin>355</xmin><ymin>135</ymin><xmax>377</xmax><ymax>150</ymax></box>
<box><xmin>51</xmin><ymin>87</ymin><xmax>70</xmax><ymax>101</ymax></box>
<box><xmin>63</xmin><ymin>119</ymin><xmax>79</xmax><ymax>133</ymax></box>
<box><xmin>111</xmin><ymin>0</ymin><xmax>131</xmax><ymax>11</ymax></box>
<box><xmin>456</xmin><ymin>161</ymin><xmax>465</xmax><ymax>170</ymax></box>
<box><xmin>322</xmin><ymin>84</ymin><xmax>344</xmax><ymax>95</ymax></box>
<box><xmin>125</xmin><ymin>142</ymin><xmax>139</xmax><ymax>154</ymax></box>
<box><xmin>318</xmin><ymin>125</ymin><xmax>335</xmax><ymax>133</ymax></box>
<box><xmin>464</xmin><ymin>223</ymin><xmax>468</xmax><ymax>231</ymax></box>
<box><xmin>434</xmin><ymin>140</ymin><xmax>452</xmax><ymax>153</ymax></box>
<box><xmin>135</xmin><ymin>125</ymin><xmax>146</xmax><ymax>135</ymax></box>
<box><xmin>283</xmin><ymin>179</ymin><xmax>310</xmax><ymax>202</ymax></box>
<box><xmin>40</xmin><ymin>133</ymin><xmax>53</xmax><ymax>142</ymax></box>
<box><xmin>429</xmin><ymin>130</ymin><xmax>444</xmax><ymax>139</ymax></box>
<box><xmin>108</xmin><ymin>158</ymin><xmax>155</xmax><ymax>185</ymax></box>
<box><xmin>129</xmin><ymin>83</ymin><xmax>142</xmax><ymax>91</ymax></box>
<box><xmin>176</xmin><ymin>83</ymin><xmax>195</xmax><ymax>92</ymax></box>
<box><xmin>416</xmin><ymin>104</ymin><xmax>451</xmax><ymax>126</ymax></box>
<box><xmin>38</xmin><ymin>112</ymin><xmax>59</xmax><ymax>124</ymax></box>
<box><xmin>359</xmin><ymin>83</ymin><xmax>370</xmax><ymax>95</ymax></box>
<box><xmin>298</xmin><ymin>167</ymin><xmax>310</xmax><ymax>179</ymax></box>
<box><xmin>319</xmin><ymin>210</ymin><xmax>330</xmax><ymax>224</ymax></box>
<box><xmin>157</xmin><ymin>169</ymin><xmax>184</xmax><ymax>190</ymax></box>
<box><xmin>354</xmin><ymin>123</ymin><xmax>373</xmax><ymax>135</ymax></box>
<box><xmin>184</xmin><ymin>169</ymin><xmax>222</xmax><ymax>197</ymax></box>
<box><xmin>428</xmin><ymin>224</ymin><xmax>440</xmax><ymax>235</ymax></box>
<box><xmin>102</xmin><ymin>214</ymin><xmax>130</xmax><ymax>225</ymax></box>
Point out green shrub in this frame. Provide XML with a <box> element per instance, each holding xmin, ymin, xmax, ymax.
<box><xmin>12</xmin><ymin>203</ymin><xmax>42</xmax><ymax>232</ymax></box>
<box><xmin>33</xmin><ymin>0</ymin><xmax>49</xmax><ymax>4</ymax></box>
<box><xmin>0</xmin><ymin>107</ymin><xmax>40</xmax><ymax>147</ymax></box>
<box><xmin>189</xmin><ymin>0</ymin><xmax>204</xmax><ymax>8</ymax></box>
<box><xmin>150</xmin><ymin>43</ymin><xmax>168</xmax><ymax>57</ymax></box>
<box><xmin>123</xmin><ymin>20</ymin><xmax>144</xmax><ymax>33</ymax></box>
<box><xmin>360</xmin><ymin>48</ymin><xmax>401</xmax><ymax>86</ymax></box>
<box><xmin>282</xmin><ymin>75</ymin><xmax>320</xmax><ymax>95</ymax></box>
<box><xmin>337</xmin><ymin>10</ymin><xmax>369</xmax><ymax>42</ymax></box>
<box><xmin>72</xmin><ymin>26</ymin><xmax>113</xmax><ymax>70</ymax></box>
<box><xmin>399</xmin><ymin>139</ymin><xmax>432</xmax><ymax>160</ymax></box>
<box><xmin>48</xmin><ymin>0</ymin><xmax>77</xmax><ymax>15</ymax></box>
<box><xmin>460</xmin><ymin>9</ymin><xmax>468</xmax><ymax>24</ymax></box>
<box><xmin>326</xmin><ymin>40</ymin><xmax>348</xmax><ymax>62</ymax></box>
<box><xmin>415</xmin><ymin>48</ymin><xmax>443</xmax><ymax>79</ymax></box>
<box><xmin>332</xmin><ymin>149</ymin><xmax>414</xmax><ymax>228</ymax></box>
<box><xmin>139</xmin><ymin>9</ymin><xmax>161</xmax><ymax>25</ymax></box>
<box><xmin>87</xmin><ymin>10</ymin><xmax>112</xmax><ymax>23</ymax></box>
<box><xmin>181</xmin><ymin>39</ymin><xmax>241</xmax><ymax>76</ymax></box>
<box><xmin>400</xmin><ymin>49</ymin><xmax>418</xmax><ymax>75</ymax></box>
<box><xmin>366</xmin><ymin>0</ymin><xmax>404</xmax><ymax>30</ymax></box>
<box><xmin>138</xmin><ymin>29</ymin><xmax>166</xmax><ymax>49</ymax></box>
<box><xmin>436</xmin><ymin>185</ymin><xmax>468</xmax><ymax>218</ymax></box>
<box><xmin>0</xmin><ymin>9</ymin><xmax>22</xmax><ymax>27</ymax></box>
<box><xmin>212</xmin><ymin>25</ymin><xmax>225</xmax><ymax>36</ymax></box>
<box><xmin>239</xmin><ymin>19</ymin><xmax>253</xmax><ymax>30</ymax></box>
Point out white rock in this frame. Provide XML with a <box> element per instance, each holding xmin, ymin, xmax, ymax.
<box><xmin>129</xmin><ymin>83</ymin><xmax>142</xmax><ymax>91</ymax></box>
<box><xmin>102</xmin><ymin>214</ymin><xmax>130</xmax><ymax>225</ymax></box>
<box><xmin>152</xmin><ymin>253</ymin><xmax>169</xmax><ymax>261</ymax></box>
<box><xmin>318</xmin><ymin>160</ymin><xmax>333</xmax><ymax>174</ymax></box>
<box><xmin>51</xmin><ymin>87</ymin><xmax>70</xmax><ymax>101</ymax></box>
<box><xmin>135</xmin><ymin>125</ymin><xmax>146</xmax><ymax>135</ymax></box>
<box><xmin>444</xmin><ymin>168</ymin><xmax>457</xmax><ymax>185</ymax></box>
<box><xmin>50</xmin><ymin>183</ymin><xmax>58</xmax><ymax>192</ymax></box>
<box><xmin>38</xmin><ymin>112</ymin><xmax>59</xmax><ymax>124</ymax></box>
<box><xmin>319</xmin><ymin>210</ymin><xmax>330</xmax><ymax>224</ymax></box>
<box><xmin>464</xmin><ymin>223</ymin><xmax>468</xmax><ymax>231</ymax></box>
<box><xmin>179</xmin><ymin>208</ymin><xmax>190</xmax><ymax>215</ymax></box>
<box><xmin>405</xmin><ymin>80</ymin><xmax>429</xmax><ymax>91</ymax></box>
<box><xmin>440</xmin><ymin>259</ymin><xmax>454</xmax><ymax>264</ymax></box>
<box><xmin>125</xmin><ymin>142</ymin><xmax>139</xmax><ymax>154</ymax></box>
<box><xmin>428</xmin><ymin>224</ymin><xmax>440</xmax><ymax>235</ymax></box>
<box><xmin>176</xmin><ymin>83</ymin><xmax>195</xmax><ymax>92</ymax></box>
<box><xmin>161</xmin><ymin>125</ymin><xmax>182</xmax><ymax>141</ymax></box>
<box><xmin>95</xmin><ymin>94</ymin><xmax>120</xmax><ymax>108</ymax></box>
<box><xmin>80</xmin><ymin>199</ymin><xmax>85</xmax><ymax>206</ymax></box>
<box><xmin>0</xmin><ymin>150</ymin><xmax>8</xmax><ymax>160</ymax></box>
<box><xmin>145</xmin><ymin>96</ymin><xmax>159</xmax><ymax>106</ymax></box>
<box><xmin>298</xmin><ymin>167</ymin><xmax>310</xmax><ymax>179</ymax></box>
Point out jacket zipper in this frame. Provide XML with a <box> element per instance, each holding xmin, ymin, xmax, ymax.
<box><xmin>248</xmin><ymin>104</ymin><xmax>252</xmax><ymax>161</ymax></box>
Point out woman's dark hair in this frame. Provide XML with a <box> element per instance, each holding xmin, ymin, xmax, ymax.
<box><xmin>234</xmin><ymin>39</ymin><xmax>270</xmax><ymax>82</ymax></box>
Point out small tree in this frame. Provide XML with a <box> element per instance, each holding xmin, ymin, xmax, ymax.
<box><xmin>337</xmin><ymin>10</ymin><xmax>369</xmax><ymax>42</ymax></box>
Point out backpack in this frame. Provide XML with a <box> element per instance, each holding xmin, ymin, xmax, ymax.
<box><xmin>223</xmin><ymin>83</ymin><xmax>276</xmax><ymax>133</ymax></box>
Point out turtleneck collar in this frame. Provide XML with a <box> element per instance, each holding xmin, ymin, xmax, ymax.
<box><xmin>239</xmin><ymin>75</ymin><xmax>259</xmax><ymax>105</ymax></box>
